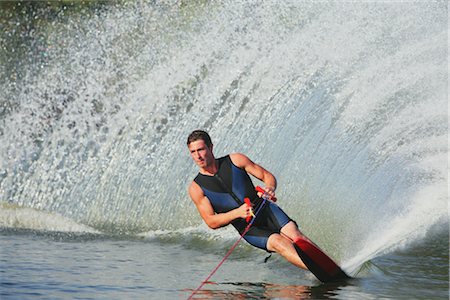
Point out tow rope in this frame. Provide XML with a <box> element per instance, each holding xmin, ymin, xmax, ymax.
<box><xmin>187</xmin><ymin>186</ymin><xmax>269</xmax><ymax>299</ymax></box>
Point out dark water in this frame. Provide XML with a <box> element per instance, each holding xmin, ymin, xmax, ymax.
<box><xmin>0</xmin><ymin>227</ymin><xmax>448</xmax><ymax>299</ymax></box>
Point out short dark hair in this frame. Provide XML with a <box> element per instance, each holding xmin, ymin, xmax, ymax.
<box><xmin>187</xmin><ymin>130</ymin><xmax>212</xmax><ymax>148</ymax></box>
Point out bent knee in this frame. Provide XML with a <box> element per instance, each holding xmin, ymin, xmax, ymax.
<box><xmin>267</xmin><ymin>234</ymin><xmax>291</xmax><ymax>253</ymax></box>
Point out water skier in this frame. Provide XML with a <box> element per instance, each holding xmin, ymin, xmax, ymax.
<box><xmin>187</xmin><ymin>130</ymin><xmax>310</xmax><ymax>271</ymax></box>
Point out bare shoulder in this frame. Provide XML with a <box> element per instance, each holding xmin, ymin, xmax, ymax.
<box><xmin>229</xmin><ymin>152</ymin><xmax>272</xmax><ymax>183</ymax></box>
<box><xmin>188</xmin><ymin>181</ymin><xmax>215</xmax><ymax>217</ymax></box>
<box><xmin>188</xmin><ymin>181</ymin><xmax>204</xmax><ymax>203</ymax></box>
<box><xmin>229</xmin><ymin>152</ymin><xmax>253</xmax><ymax>168</ymax></box>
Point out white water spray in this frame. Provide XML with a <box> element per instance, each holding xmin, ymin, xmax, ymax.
<box><xmin>0</xmin><ymin>1</ymin><xmax>447</xmax><ymax>270</ymax></box>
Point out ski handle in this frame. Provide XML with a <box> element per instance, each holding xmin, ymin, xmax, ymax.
<box><xmin>255</xmin><ymin>185</ymin><xmax>276</xmax><ymax>201</ymax></box>
<box><xmin>243</xmin><ymin>186</ymin><xmax>274</xmax><ymax>223</ymax></box>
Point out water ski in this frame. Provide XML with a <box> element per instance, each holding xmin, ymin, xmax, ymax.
<box><xmin>294</xmin><ymin>237</ymin><xmax>350</xmax><ymax>283</ymax></box>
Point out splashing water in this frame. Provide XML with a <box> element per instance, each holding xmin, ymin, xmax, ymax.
<box><xmin>0</xmin><ymin>1</ymin><xmax>447</xmax><ymax>272</ymax></box>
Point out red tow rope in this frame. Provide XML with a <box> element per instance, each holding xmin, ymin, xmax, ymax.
<box><xmin>187</xmin><ymin>186</ymin><xmax>269</xmax><ymax>299</ymax></box>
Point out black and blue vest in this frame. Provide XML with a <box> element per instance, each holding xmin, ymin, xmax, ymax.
<box><xmin>194</xmin><ymin>155</ymin><xmax>261</xmax><ymax>232</ymax></box>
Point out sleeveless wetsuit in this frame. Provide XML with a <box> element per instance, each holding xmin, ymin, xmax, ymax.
<box><xmin>194</xmin><ymin>155</ymin><xmax>294</xmax><ymax>251</ymax></box>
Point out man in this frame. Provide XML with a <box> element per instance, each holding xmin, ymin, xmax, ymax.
<box><xmin>187</xmin><ymin>129</ymin><xmax>309</xmax><ymax>271</ymax></box>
